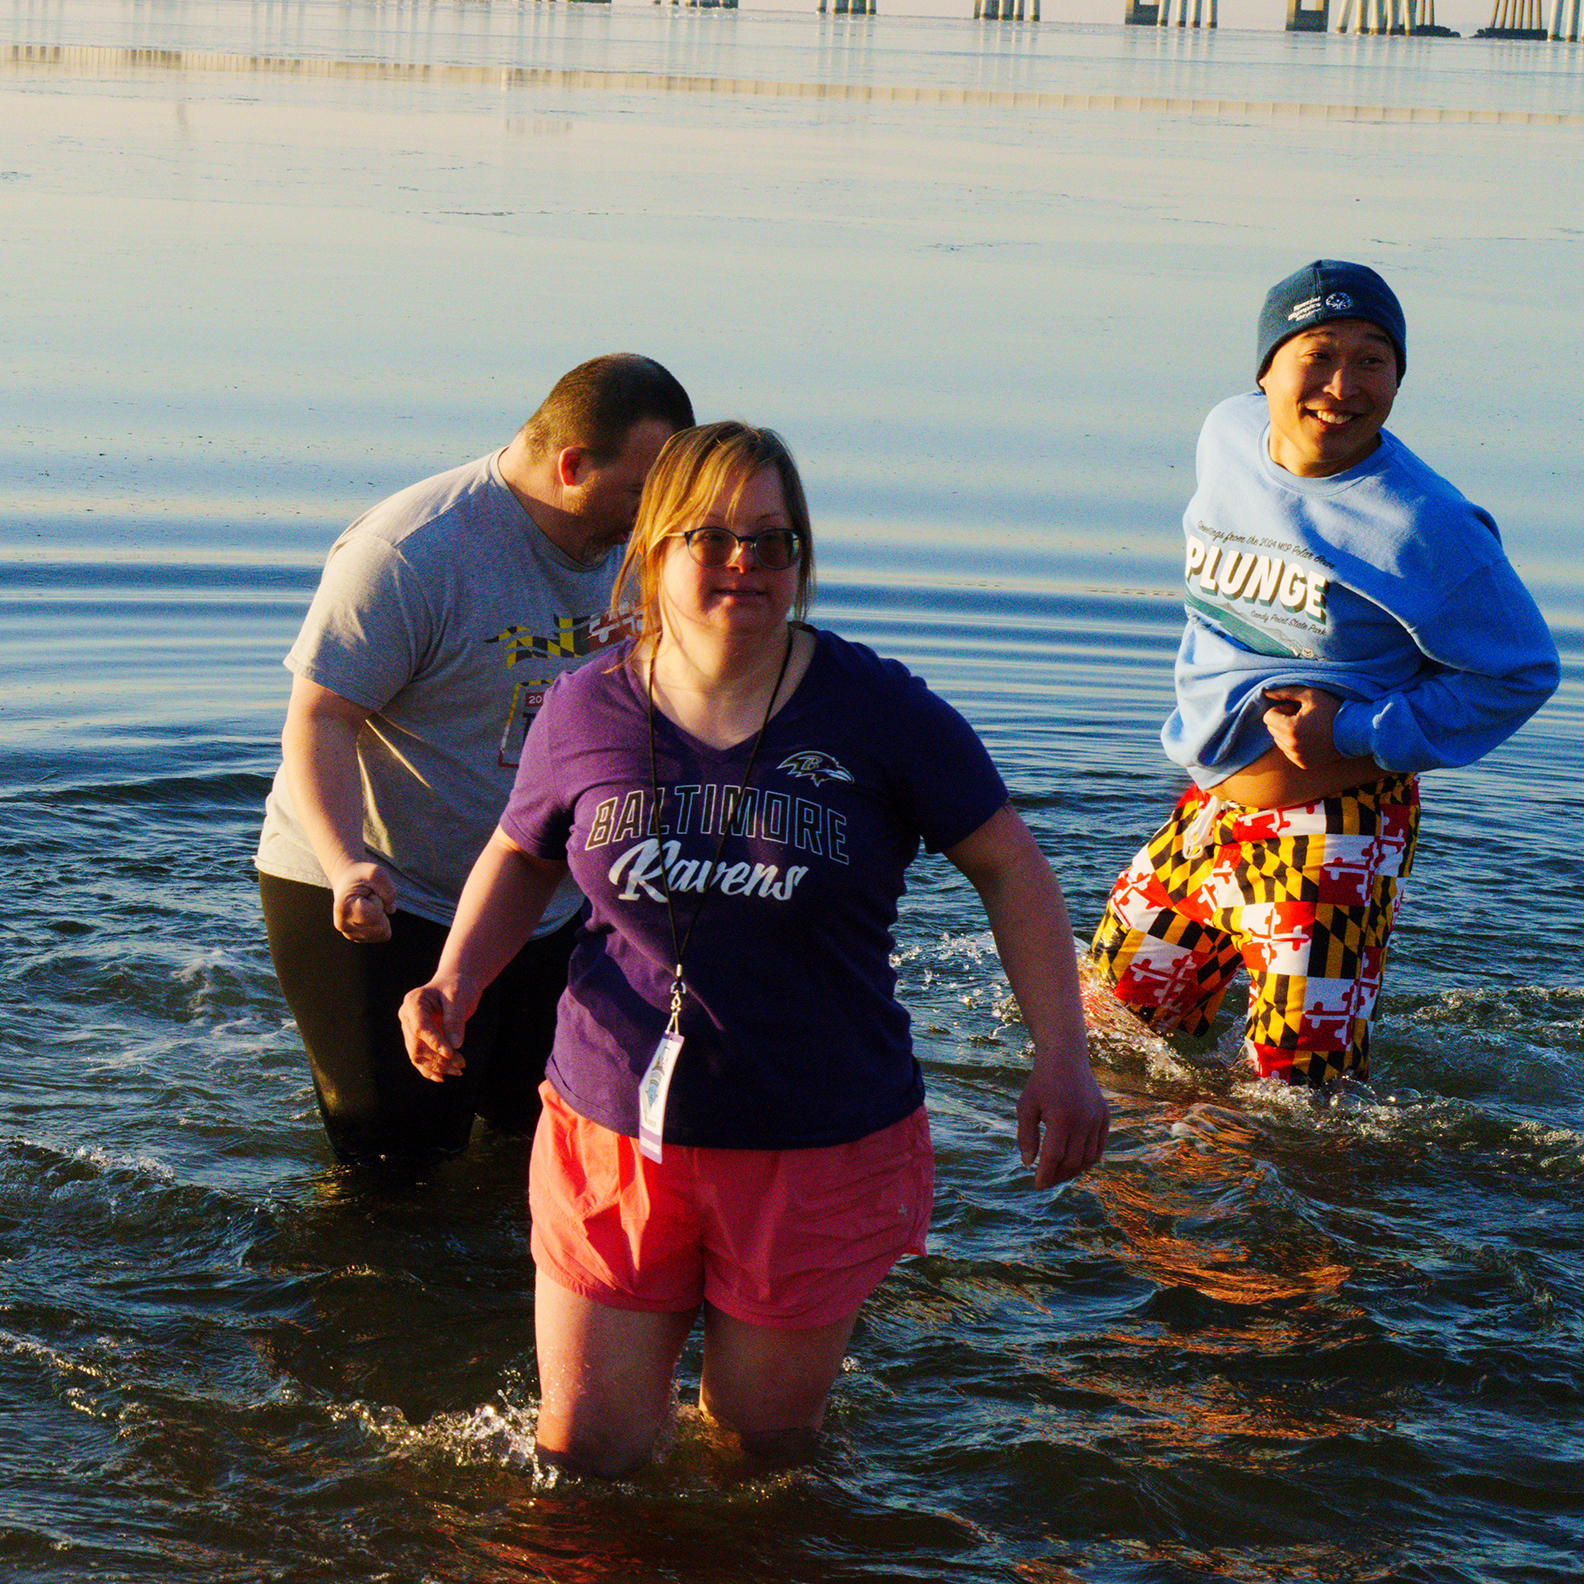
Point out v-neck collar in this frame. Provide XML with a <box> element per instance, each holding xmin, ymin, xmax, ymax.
<box><xmin>627</xmin><ymin>626</ymin><xmax>820</xmax><ymax>759</ymax></box>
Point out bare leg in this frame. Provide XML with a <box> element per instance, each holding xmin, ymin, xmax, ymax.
<box><xmin>698</xmin><ymin>1304</ymin><xmax>860</xmax><ymax>1466</ymax></box>
<box><xmin>533</xmin><ymin>1271</ymin><xmax>697</xmax><ymax>1478</ymax></box>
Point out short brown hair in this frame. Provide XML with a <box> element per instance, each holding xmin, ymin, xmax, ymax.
<box><xmin>519</xmin><ymin>354</ymin><xmax>694</xmax><ymax>464</ymax></box>
<box><xmin>611</xmin><ymin>422</ymin><xmax>815</xmax><ymax>647</ymax></box>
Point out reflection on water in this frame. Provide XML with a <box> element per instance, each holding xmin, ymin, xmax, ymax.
<box><xmin>10</xmin><ymin>0</ymin><xmax>1584</xmax><ymax>114</ymax></box>
<box><xmin>1103</xmin><ymin>1107</ymin><xmax>1355</xmax><ymax>1309</ymax></box>
<box><xmin>9</xmin><ymin>37</ymin><xmax>1584</xmax><ymax>121</ymax></box>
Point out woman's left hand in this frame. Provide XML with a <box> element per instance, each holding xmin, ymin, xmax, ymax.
<box><xmin>1017</xmin><ymin>1047</ymin><xmax>1110</xmax><ymax>1188</ymax></box>
<box><xmin>400</xmin><ymin>980</ymin><xmax>471</xmax><ymax>1082</ymax></box>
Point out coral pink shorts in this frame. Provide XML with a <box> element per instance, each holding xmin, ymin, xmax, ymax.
<box><xmin>529</xmin><ymin>1084</ymin><xmax>933</xmax><ymax>1331</ymax></box>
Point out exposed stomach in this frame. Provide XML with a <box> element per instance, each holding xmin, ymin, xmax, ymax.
<box><xmin>1208</xmin><ymin>745</ymin><xmax>1388</xmax><ymax>810</ymax></box>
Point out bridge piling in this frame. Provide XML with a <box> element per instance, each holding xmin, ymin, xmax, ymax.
<box><xmin>1330</xmin><ymin>0</ymin><xmax>1462</xmax><ymax>28</ymax></box>
<box><xmin>1146</xmin><ymin>0</ymin><xmax>1216</xmax><ymax>27</ymax></box>
<box><xmin>977</xmin><ymin>0</ymin><xmax>1036</xmax><ymax>21</ymax></box>
<box><xmin>1479</xmin><ymin>0</ymin><xmax>1550</xmax><ymax>32</ymax></box>
<box><xmin>1123</xmin><ymin>0</ymin><xmax>1211</xmax><ymax>25</ymax></box>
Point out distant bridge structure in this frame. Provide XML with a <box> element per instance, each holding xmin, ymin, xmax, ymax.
<box><xmin>1122</xmin><ymin>0</ymin><xmax>1581</xmax><ymax>31</ymax></box>
<box><xmin>1121</xmin><ymin>0</ymin><xmax>1215</xmax><ymax>23</ymax></box>
<box><xmin>1477</xmin><ymin>0</ymin><xmax>1582</xmax><ymax>35</ymax></box>
<box><xmin>636</xmin><ymin>0</ymin><xmax>1579</xmax><ymax>36</ymax></box>
<box><xmin>1330</xmin><ymin>0</ymin><xmax>1456</xmax><ymax>32</ymax></box>
<box><xmin>611</xmin><ymin>0</ymin><xmax>1584</xmax><ymax>30</ymax></box>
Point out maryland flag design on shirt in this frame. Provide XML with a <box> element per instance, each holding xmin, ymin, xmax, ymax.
<box><xmin>487</xmin><ymin>608</ymin><xmax>640</xmax><ymax>767</ymax></box>
<box><xmin>489</xmin><ymin>610</ymin><xmax>636</xmax><ymax>665</ymax></box>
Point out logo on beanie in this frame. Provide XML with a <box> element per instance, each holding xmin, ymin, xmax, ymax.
<box><xmin>1287</xmin><ymin>295</ymin><xmax>1324</xmax><ymax>323</ymax></box>
<box><xmin>1324</xmin><ymin>292</ymin><xmax>1354</xmax><ymax>311</ymax></box>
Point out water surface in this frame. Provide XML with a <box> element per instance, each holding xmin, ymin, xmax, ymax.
<box><xmin>2</xmin><ymin>6</ymin><xmax>1582</xmax><ymax>1580</ymax></box>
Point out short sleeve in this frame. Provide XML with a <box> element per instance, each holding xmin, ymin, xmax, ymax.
<box><xmin>285</xmin><ymin>535</ymin><xmax>434</xmax><ymax>713</ymax></box>
<box><xmin>498</xmin><ymin>673</ymin><xmax>575</xmax><ymax>860</ymax></box>
<box><xmin>886</xmin><ymin>670</ymin><xmax>1008</xmax><ymax>853</ymax></box>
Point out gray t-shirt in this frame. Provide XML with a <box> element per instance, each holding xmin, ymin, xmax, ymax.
<box><xmin>256</xmin><ymin>450</ymin><xmax>634</xmax><ymax>928</ymax></box>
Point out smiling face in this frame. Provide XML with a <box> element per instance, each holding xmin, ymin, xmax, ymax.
<box><xmin>658</xmin><ymin>466</ymin><xmax>799</xmax><ymax>643</ymax></box>
<box><xmin>1258</xmin><ymin>319</ymin><xmax>1400</xmax><ymax>479</ymax></box>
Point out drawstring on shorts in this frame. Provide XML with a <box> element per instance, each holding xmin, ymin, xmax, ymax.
<box><xmin>1181</xmin><ymin>794</ymin><xmax>1223</xmax><ymax>860</ymax></box>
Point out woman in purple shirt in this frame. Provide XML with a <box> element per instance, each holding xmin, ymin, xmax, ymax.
<box><xmin>402</xmin><ymin>422</ymin><xmax>1107</xmax><ymax>1476</ymax></box>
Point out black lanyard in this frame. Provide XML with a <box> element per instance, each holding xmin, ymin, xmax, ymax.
<box><xmin>644</xmin><ymin>630</ymin><xmax>794</xmax><ymax>1035</ymax></box>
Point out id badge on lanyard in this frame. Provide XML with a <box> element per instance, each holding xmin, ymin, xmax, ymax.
<box><xmin>639</xmin><ymin>634</ymin><xmax>790</xmax><ymax>1166</ymax></box>
<box><xmin>637</xmin><ymin>1031</ymin><xmax>684</xmax><ymax>1163</ymax></box>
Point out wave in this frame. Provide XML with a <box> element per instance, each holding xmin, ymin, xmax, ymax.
<box><xmin>3</xmin><ymin>768</ymin><xmax>274</xmax><ymax>809</ymax></box>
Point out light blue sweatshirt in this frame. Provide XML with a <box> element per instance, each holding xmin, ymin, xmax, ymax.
<box><xmin>1162</xmin><ymin>392</ymin><xmax>1560</xmax><ymax>787</ymax></box>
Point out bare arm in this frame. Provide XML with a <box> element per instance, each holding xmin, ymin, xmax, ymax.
<box><xmin>945</xmin><ymin>805</ymin><xmax>1109</xmax><ymax>1188</ymax></box>
<box><xmin>280</xmin><ymin>674</ymin><xmax>395</xmax><ymax>942</ymax></box>
<box><xmin>400</xmin><ymin>829</ymin><xmax>568</xmax><ymax>1082</ymax></box>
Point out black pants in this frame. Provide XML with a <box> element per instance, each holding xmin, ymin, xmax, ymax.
<box><xmin>259</xmin><ymin>872</ymin><xmax>578</xmax><ymax>1165</ymax></box>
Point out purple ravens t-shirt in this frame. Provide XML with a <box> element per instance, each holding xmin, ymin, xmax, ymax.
<box><xmin>499</xmin><ymin>627</ymin><xmax>1008</xmax><ymax>1149</ymax></box>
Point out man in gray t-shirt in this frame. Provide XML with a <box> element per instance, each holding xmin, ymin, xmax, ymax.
<box><xmin>257</xmin><ymin>354</ymin><xmax>693</xmax><ymax>1164</ymax></box>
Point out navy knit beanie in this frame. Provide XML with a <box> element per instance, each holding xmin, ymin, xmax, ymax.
<box><xmin>1256</xmin><ymin>260</ymin><xmax>1407</xmax><ymax>380</ymax></box>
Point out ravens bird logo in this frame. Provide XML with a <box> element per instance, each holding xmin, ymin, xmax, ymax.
<box><xmin>777</xmin><ymin>750</ymin><xmax>854</xmax><ymax>786</ymax></box>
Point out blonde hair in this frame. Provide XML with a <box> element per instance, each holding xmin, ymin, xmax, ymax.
<box><xmin>610</xmin><ymin>422</ymin><xmax>815</xmax><ymax>649</ymax></box>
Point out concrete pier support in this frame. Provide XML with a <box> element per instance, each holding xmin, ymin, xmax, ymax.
<box><xmin>1141</xmin><ymin>0</ymin><xmax>1215</xmax><ymax>26</ymax></box>
<box><xmin>1550</xmin><ymin>0</ymin><xmax>1583</xmax><ymax>37</ymax></box>
<box><xmin>1338</xmin><ymin>0</ymin><xmax>1457</xmax><ymax>27</ymax></box>
<box><xmin>1287</xmin><ymin>0</ymin><xmax>1329</xmax><ymax>29</ymax></box>
<box><xmin>1477</xmin><ymin>0</ymin><xmax>1549</xmax><ymax>30</ymax></box>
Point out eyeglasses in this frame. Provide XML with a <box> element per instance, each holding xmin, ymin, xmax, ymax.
<box><xmin>682</xmin><ymin>526</ymin><xmax>804</xmax><ymax>572</ymax></box>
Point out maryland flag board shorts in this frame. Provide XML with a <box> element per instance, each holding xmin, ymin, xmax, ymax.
<box><xmin>1089</xmin><ymin>775</ymin><xmax>1419</xmax><ymax>1086</ymax></box>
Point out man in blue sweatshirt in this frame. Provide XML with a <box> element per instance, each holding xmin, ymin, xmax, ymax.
<box><xmin>1090</xmin><ymin>260</ymin><xmax>1559</xmax><ymax>1087</ymax></box>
